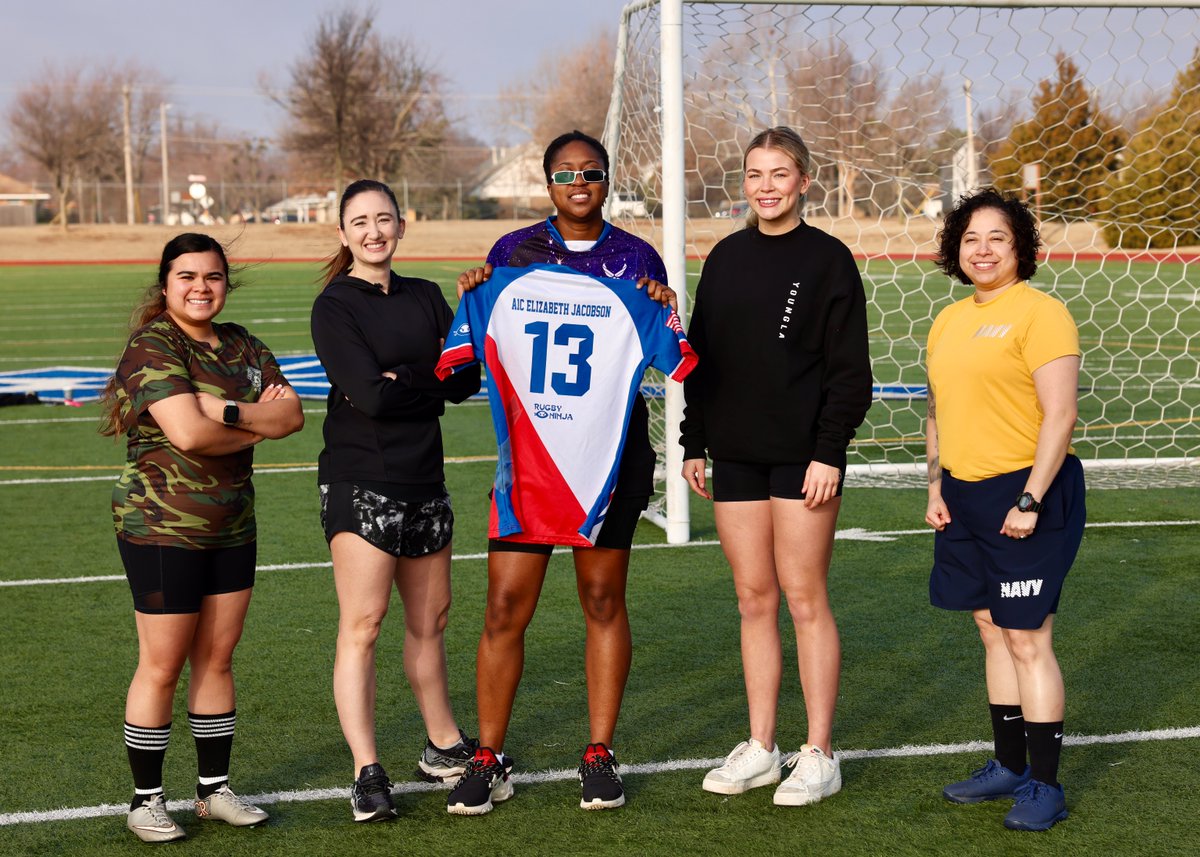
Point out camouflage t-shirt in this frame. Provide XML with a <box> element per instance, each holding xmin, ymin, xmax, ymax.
<box><xmin>111</xmin><ymin>313</ymin><xmax>285</xmax><ymax>548</ymax></box>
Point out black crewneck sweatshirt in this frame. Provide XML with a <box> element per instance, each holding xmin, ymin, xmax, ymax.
<box><xmin>680</xmin><ymin>222</ymin><xmax>872</xmax><ymax>472</ymax></box>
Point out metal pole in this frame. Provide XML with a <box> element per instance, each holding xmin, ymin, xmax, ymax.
<box><xmin>661</xmin><ymin>0</ymin><xmax>689</xmax><ymax>544</ymax></box>
<box><xmin>160</xmin><ymin>103</ymin><xmax>170</xmax><ymax>225</ymax></box>
<box><xmin>122</xmin><ymin>85</ymin><xmax>135</xmax><ymax>224</ymax></box>
<box><xmin>963</xmin><ymin>79</ymin><xmax>978</xmax><ymax>192</ymax></box>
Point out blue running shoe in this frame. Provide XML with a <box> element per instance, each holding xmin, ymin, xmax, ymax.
<box><xmin>1004</xmin><ymin>779</ymin><xmax>1068</xmax><ymax>831</ymax></box>
<box><xmin>943</xmin><ymin>759</ymin><xmax>1031</xmax><ymax>804</ymax></box>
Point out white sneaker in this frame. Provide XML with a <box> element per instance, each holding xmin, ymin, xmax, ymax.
<box><xmin>195</xmin><ymin>784</ymin><xmax>269</xmax><ymax>826</ymax></box>
<box><xmin>773</xmin><ymin>744</ymin><xmax>842</xmax><ymax>806</ymax></box>
<box><xmin>702</xmin><ymin>739</ymin><xmax>782</xmax><ymax>795</ymax></box>
<box><xmin>127</xmin><ymin>793</ymin><xmax>186</xmax><ymax>843</ymax></box>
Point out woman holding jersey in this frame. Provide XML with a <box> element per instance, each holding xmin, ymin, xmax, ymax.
<box><xmin>447</xmin><ymin>130</ymin><xmax>677</xmax><ymax>815</ymax></box>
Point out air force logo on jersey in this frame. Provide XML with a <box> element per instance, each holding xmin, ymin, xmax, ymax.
<box><xmin>456</xmin><ymin>322</ymin><xmax>471</xmax><ymax>335</ymax></box>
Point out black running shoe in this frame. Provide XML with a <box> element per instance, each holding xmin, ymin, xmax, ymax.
<box><xmin>351</xmin><ymin>763</ymin><xmax>397</xmax><ymax>823</ymax></box>
<box><xmin>417</xmin><ymin>729</ymin><xmax>479</xmax><ymax>783</ymax></box>
<box><xmin>579</xmin><ymin>742</ymin><xmax>625</xmax><ymax>810</ymax></box>
<box><xmin>446</xmin><ymin>747</ymin><xmax>514</xmax><ymax>815</ymax></box>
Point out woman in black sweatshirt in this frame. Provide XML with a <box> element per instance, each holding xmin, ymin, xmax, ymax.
<box><xmin>680</xmin><ymin>128</ymin><xmax>872</xmax><ymax>808</ymax></box>
<box><xmin>310</xmin><ymin>180</ymin><xmax>481</xmax><ymax>822</ymax></box>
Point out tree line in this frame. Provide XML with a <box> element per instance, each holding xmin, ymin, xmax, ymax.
<box><xmin>7</xmin><ymin>5</ymin><xmax>1198</xmax><ymax>249</ymax></box>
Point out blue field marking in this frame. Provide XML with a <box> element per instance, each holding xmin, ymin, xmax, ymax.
<box><xmin>874</xmin><ymin>383</ymin><xmax>928</xmax><ymax>400</ymax></box>
<box><xmin>0</xmin><ymin>355</ymin><xmax>492</xmax><ymax>403</ymax></box>
<box><xmin>0</xmin><ymin>359</ymin><xmax>927</xmax><ymax>404</ymax></box>
<box><xmin>0</xmin><ymin>366</ymin><xmax>111</xmax><ymax>403</ymax></box>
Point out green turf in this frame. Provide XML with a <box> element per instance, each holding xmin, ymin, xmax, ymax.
<box><xmin>1</xmin><ymin>261</ymin><xmax>1197</xmax><ymax>854</ymax></box>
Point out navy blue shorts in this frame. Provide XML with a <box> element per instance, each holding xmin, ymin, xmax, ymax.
<box><xmin>930</xmin><ymin>455</ymin><xmax>1085</xmax><ymax>630</ymax></box>
<box><xmin>712</xmin><ymin>459</ymin><xmax>843</xmax><ymax>502</ymax></box>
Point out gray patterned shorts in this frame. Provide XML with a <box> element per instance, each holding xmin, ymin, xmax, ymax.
<box><xmin>319</xmin><ymin>483</ymin><xmax>454</xmax><ymax>559</ymax></box>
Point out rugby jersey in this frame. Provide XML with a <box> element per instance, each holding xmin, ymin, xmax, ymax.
<box><xmin>436</xmin><ymin>264</ymin><xmax>697</xmax><ymax>546</ymax></box>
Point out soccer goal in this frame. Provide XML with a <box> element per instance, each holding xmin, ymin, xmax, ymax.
<box><xmin>604</xmin><ymin>0</ymin><xmax>1200</xmax><ymax>543</ymax></box>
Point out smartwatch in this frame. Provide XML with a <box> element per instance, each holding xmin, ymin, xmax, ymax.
<box><xmin>1015</xmin><ymin>492</ymin><xmax>1044</xmax><ymax>514</ymax></box>
<box><xmin>222</xmin><ymin>400</ymin><xmax>241</xmax><ymax>426</ymax></box>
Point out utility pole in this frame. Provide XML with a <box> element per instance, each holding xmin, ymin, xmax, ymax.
<box><xmin>963</xmin><ymin>79</ymin><xmax>978</xmax><ymax>192</ymax></box>
<box><xmin>160</xmin><ymin>103</ymin><xmax>170</xmax><ymax>225</ymax></box>
<box><xmin>122</xmin><ymin>85</ymin><xmax>135</xmax><ymax>224</ymax></box>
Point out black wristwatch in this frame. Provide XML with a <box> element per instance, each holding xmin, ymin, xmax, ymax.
<box><xmin>222</xmin><ymin>400</ymin><xmax>240</xmax><ymax>426</ymax></box>
<box><xmin>1015</xmin><ymin>492</ymin><xmax>1044</xmax><ymax>514</ymax></box>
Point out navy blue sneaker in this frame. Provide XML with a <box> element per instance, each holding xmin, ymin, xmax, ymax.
<box><xmin>943</xmin><ymin>759</ymin><xmax>1032</xmax><ymax>804</ymax></box>
<box><xmin>1004</xmin><ymin>779</ymin><xmax>1068</xmax><ymax>831</ymax></box>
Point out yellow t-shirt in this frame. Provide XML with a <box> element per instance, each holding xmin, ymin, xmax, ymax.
<box><xmin>926</xmin><ymin>282</ymin><xmax>1079</xmax><ymax>482</ymax></box>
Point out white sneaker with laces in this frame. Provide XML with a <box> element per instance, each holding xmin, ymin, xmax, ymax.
<box><xmin>195</xmin><ymin>784</ymin><xmax>269</xmax><ymax>826</ymax></box>
<box><xmin>702</xmin><ymin>738</ymin><xmax>782</xmax><ymax>794</ymax></box>
<box><xmin>773</xmin><ymin>744</ymin><xmax>842</xmax><ymax>806</ymax></box>
<box><xmin>127</xmin><ymin>793</ymin><xmax>186</xmax><ymax>843</ymax></box>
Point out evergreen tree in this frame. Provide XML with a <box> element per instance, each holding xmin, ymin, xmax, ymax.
<box><xmin>989</xmin><ymin>53</ymin><xmax>1124</xmax><ymax>221</ymax></box>
<box><xmin>1102</xmin><ymin>48</ymin><xmax>1200</xmax><ymax>249</ymax></box>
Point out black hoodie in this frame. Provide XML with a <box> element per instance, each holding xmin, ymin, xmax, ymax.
<box><xmin>311</xmin><ymin>271</ymin><xmax>481</xmax><ymax>488</ymax></box>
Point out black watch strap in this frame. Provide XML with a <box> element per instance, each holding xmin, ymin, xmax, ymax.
<box><xmin>1015</xmin><ymin>492</ymin><xmax>1044</xmax><ymax>514</ymax></box>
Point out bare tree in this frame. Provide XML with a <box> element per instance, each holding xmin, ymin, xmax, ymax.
<box><xmin>272</xmin><ymin>6</ymin><xmax>446</xmax><ymax>188</ymax></box>
<box><xmin>499</xmin><ymin>30</ymin><xmax>616</xmax><ymax>143</ymax></box>
<box><xmin>8</xmin><ymin>67</ymin><xmax>115</xmax><ymax>230</ymax></box>
<box><xmin>785</xmin><ymin>38</ymin><xmax>885</xmax><ymax>218</ymax></box>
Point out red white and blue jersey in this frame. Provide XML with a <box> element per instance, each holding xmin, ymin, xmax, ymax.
<box><xmin>436</xmin><ymin>264</ymin><xmax>697</xmax><ymax>546</ymax></box>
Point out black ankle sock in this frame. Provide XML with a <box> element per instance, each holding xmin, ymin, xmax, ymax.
<box><xmin>190</xmin><ymin>710</ymin><xmax>235</xmax><ymax>798</ymax></box>
<box><xmin>989</xmin><ymin>704</ymin><xmax>1027</xmax><ymax>774</ymax></box>
<box><xmin>1025</xmin><ymin>720</ymin><xmax>1064</xmax><ymax>787</ymax></box>
<box><xmin>125</xmin><ymin>721</ymin><xmax>171</xmax><ymax>809</ymax></box>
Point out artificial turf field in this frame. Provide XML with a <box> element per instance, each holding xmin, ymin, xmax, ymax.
<box><xmin>1</xmin><ymin>259</ymin><xmax>1197</xmax><ymax>856</ymax></box>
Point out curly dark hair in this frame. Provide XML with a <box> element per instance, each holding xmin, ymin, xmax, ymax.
<box><xmin>934</xmin><ymin>187</ymin><xmax>1041</xmax><ymax>284</ymax></box>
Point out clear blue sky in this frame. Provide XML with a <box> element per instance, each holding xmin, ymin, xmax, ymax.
<box><xmin>0</xmin><ymin>0</ymin><xmax>630</xmax><ymax>145</ymax></box>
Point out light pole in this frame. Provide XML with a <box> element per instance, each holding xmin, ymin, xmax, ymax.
<box><xmin>160</xmin><ymin>103</ymin><xmax>171</xmax><ymax>225</ymax></box>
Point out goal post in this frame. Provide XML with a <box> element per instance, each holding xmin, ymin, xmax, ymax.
<box><xmin>605</xmin><ymin>0</ymin><xmax>1200</xmax><ymax>543</ymax></box>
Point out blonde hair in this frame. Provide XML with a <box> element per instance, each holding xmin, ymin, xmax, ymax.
<box><xmin>742</xmin><ymin>126</ymin><xmax>812</xmax><ymax>231</ymax></box>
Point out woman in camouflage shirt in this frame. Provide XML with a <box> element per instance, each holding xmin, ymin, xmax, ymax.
<box><xmin>101</xmin><ymin>233</ymin><xmax>303</xmax><ymax>842</ymax></box>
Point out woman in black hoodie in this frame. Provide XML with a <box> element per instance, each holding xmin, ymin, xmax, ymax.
<box><xmin>311</xmin><ymin>180</ymin><xmax>480</xmax><ymax>822</ymax></box>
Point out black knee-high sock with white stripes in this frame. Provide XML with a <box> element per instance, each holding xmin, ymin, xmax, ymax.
<box><xmin>125</xmin><ymin>721</ymin><xmax>171</xmax><ymax>811</ymax></box>
<box><xmin>189</xmin><ymin>710</ymin><xmax>236</xmax><ymax>798</ymax></box>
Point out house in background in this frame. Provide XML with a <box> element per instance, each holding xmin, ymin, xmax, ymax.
<box><xmin>0</xmin><ymin>174</ymin><xmax>50</xmax><ymax>226</ymax></box>
<box><xmin>468</xmin><ymin>144</ymin><xmax>553</xmax><ymax>219</ymax></box>
<box><xmin>262</xmin><ymin>192</ymin><xmax>337</xmax><ymax>224</ymax></box>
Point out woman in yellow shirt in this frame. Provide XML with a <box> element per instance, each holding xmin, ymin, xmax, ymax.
<box><xmin>925</xmin><ymin>187</ymin><xmax>1085</xmax><ymax>832</ymax></box>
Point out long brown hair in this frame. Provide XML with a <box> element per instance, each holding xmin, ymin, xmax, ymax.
<box><xmin>743</xmin><ymin>126</ymin><xmax>812</xmax><ymax>231</ymax></box>
<box><xmin>99</xmin><ymin>233</ymin><xmax>233</xmax><ymax>437</ymax></box>
<box><xmin>319</xmin><ymin>179</ymin><xmax>403</xmax><ymax>287</ymax></box>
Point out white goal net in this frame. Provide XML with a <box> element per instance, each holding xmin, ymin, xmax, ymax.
<box><xmin>605</xmin><ymin>0</ymin><xmax>1200</xmax><ymax>541</ymax></box>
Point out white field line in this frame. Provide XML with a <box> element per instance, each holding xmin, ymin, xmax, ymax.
<box><xmin>2</xmin><ymin>520</ymin><xmax>1195</xmax><ymax>589</ymax></box>
<box><xmin>3</xmin><ymin>725</ymin><xmax>1198</xmax><ymax>827</ymax></box>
